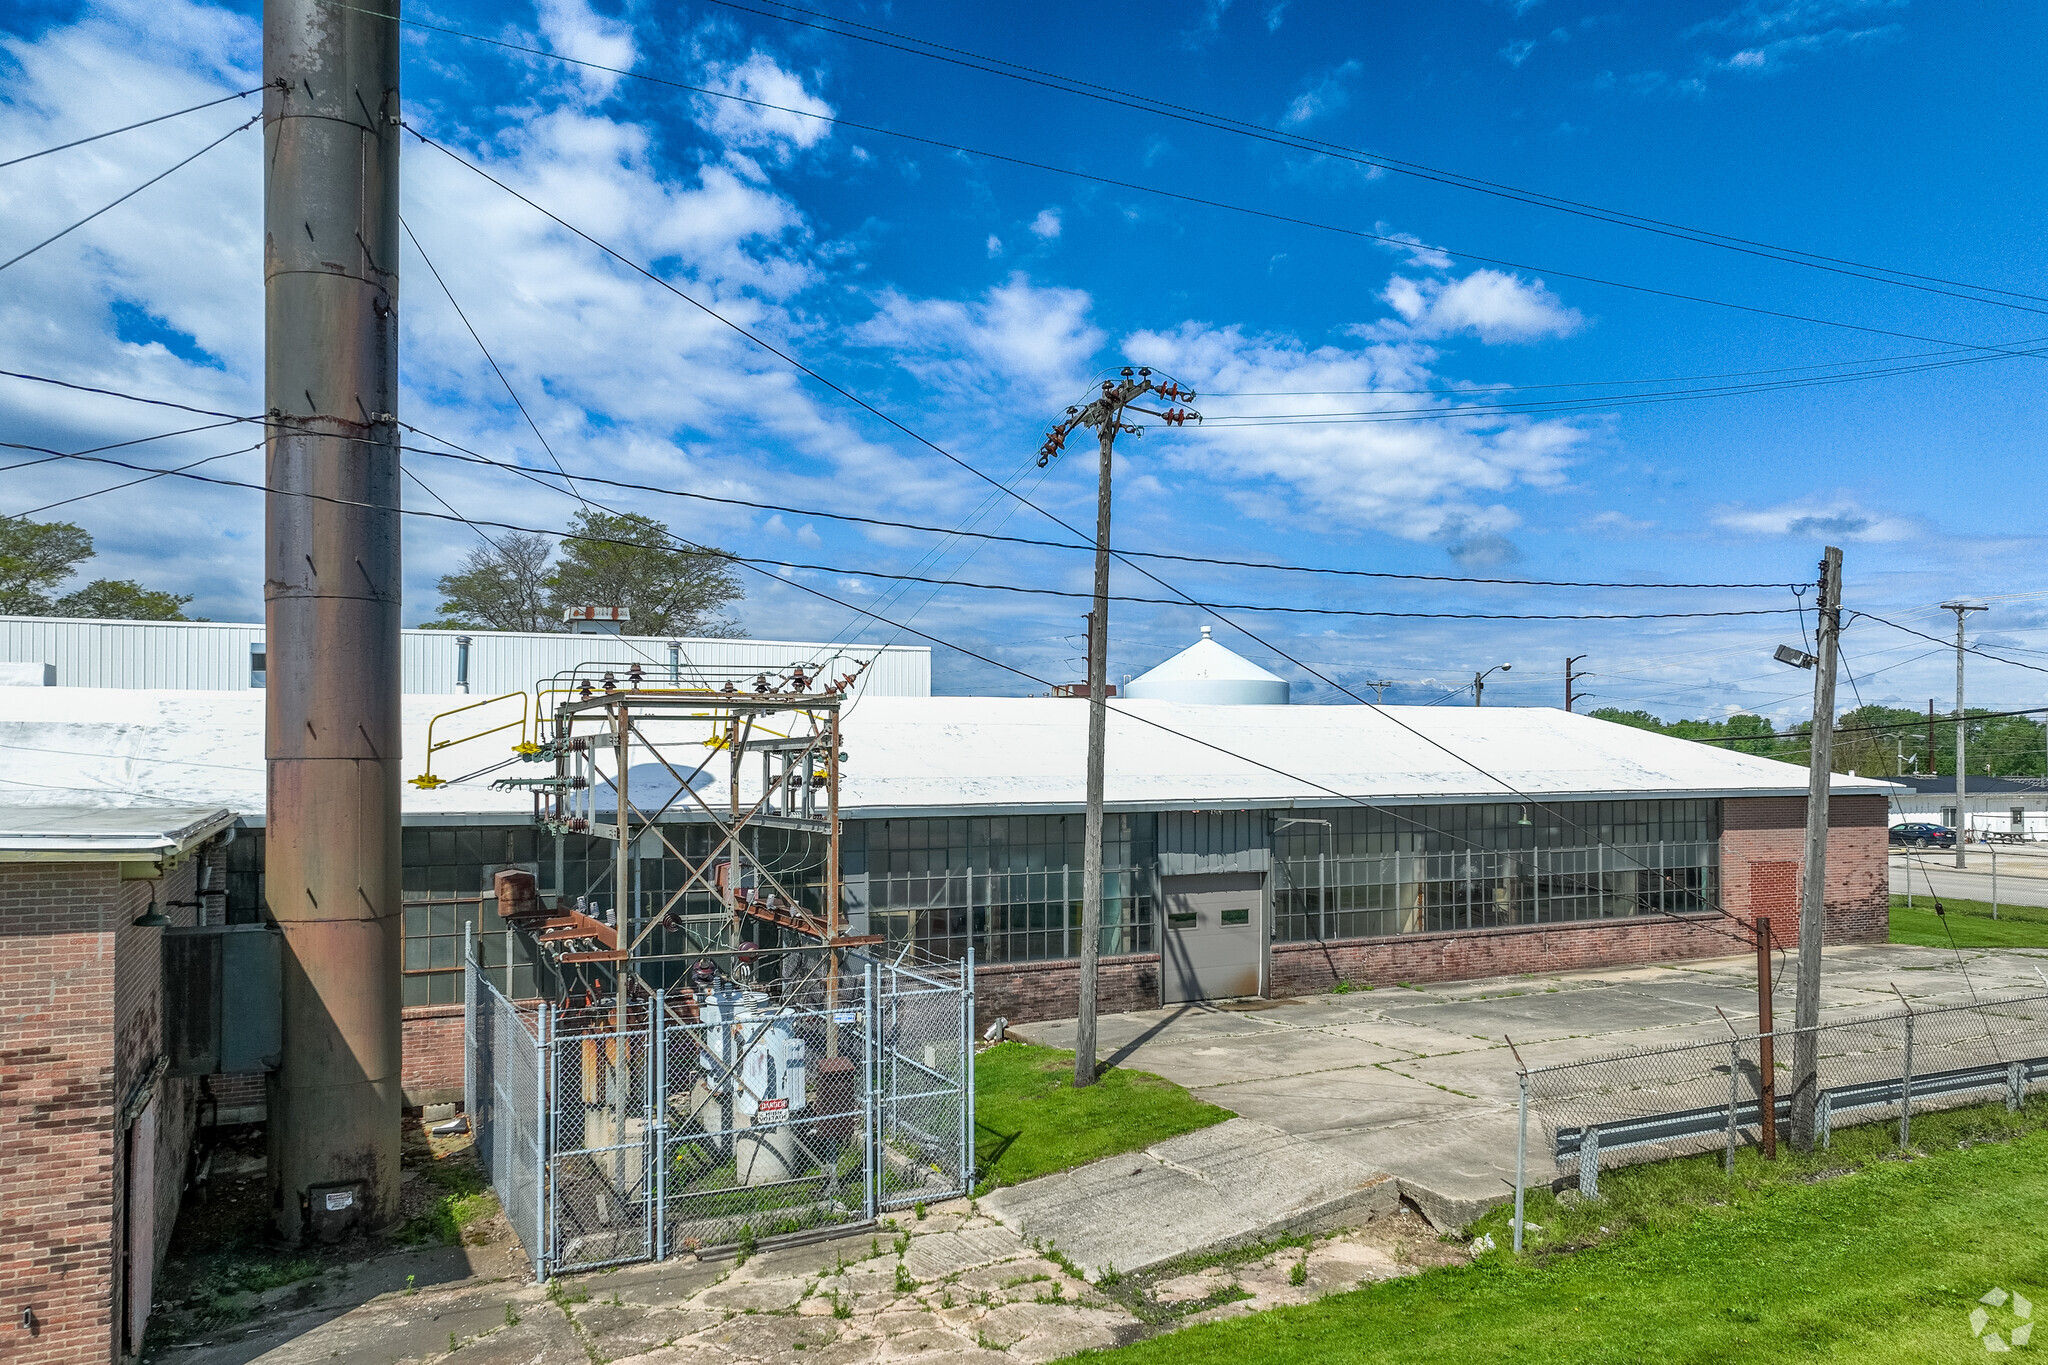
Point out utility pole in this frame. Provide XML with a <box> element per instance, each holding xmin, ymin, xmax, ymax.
<box><xmin>1789</xmin><ymin>546</ymin><xmax>1841</xmax><ymax>1152</ymax></box>
<box><xmin>1927</xmin><ymin>700</ymin><xmax>1937</xmax><ymax>787</ymax></box>
<box><xmin>1475</xmin><ymin>662</ymin><xmax>1512</xmax><ymax>707</ymax></box>
<box><xmin>1038</xmin><ymin>369</ymin><xmax>1200</xmax><ymax>1087</ymax></box>
<box><xmin>1564</xmin><ymin>655</ymin><xmax>1591</xmax><ymax>713</ymax></box>
<box><xmin>1366</xmin><ymin>680</ymin><xmax>1393</xmax><ymax>704</ymax></box>
<box><xmin>1942</xmin><ymin>600</ymin><xmax>1988</xmax><ymax>868</ymax></box>
<box><xmin>264</xmin><ymin>0</ymin><xmax>404</xmax><ymax>1239</ymax></box>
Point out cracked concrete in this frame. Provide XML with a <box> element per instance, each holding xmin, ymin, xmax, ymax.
<box><xmin>150</xmin><ymin>1201</ymin><xmax>1462</xmax><ymax>1365</ymax></box>
<box><xmin>1010</xmin><ymin>941</ymin><xmax>2048</xmax><ymax>1228</ymax></box>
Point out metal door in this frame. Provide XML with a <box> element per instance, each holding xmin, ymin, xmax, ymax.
<box><xmin>1161</xmin><ymin>873</ymin><xmax>1263</xmax><ymax>1003</ymax></box>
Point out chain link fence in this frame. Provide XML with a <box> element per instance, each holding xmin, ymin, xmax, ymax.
<box><xmin>1513</xmin><ymin>988</ymin><xmax>2048</xmax><ymax>1239</ymax></box>
<box><xmin>466</xmin><ymin>945</ymin><xmax>973</xmax><ymax>1279</ymax></box>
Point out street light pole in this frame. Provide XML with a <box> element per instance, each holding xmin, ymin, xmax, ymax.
<box><xmin>1942</xmin><ymin>600</ymin><xmax>1988</xmax><ymax>869</ymax></box>
<box><xmin>1039</xmin><ymin>369</ymin><xmax>1202</xmax><ymax>1088</ymax></box>
<box><xmin>1475</xmin><ymin>663</ymin><xmax>1512</xmax><ymax>707</ymax></box>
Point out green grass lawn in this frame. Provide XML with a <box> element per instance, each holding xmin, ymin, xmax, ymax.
<box><xmin>1889</xmin><ymin>892</ymin><xmax>2048</xmax><ymax>948</ymax></box>
<box><xmin>973</xmin><ymin>1041</ymin><xmax>1232</xmax><ymax>1192</ymax></box>
<box><xmin>1077</xmin><ymin>1098</ymin><xmax>2048</xmax><ymax>1364</ymax></box>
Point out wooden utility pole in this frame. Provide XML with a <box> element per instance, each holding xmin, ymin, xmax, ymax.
<box><xmin>1039</xmin><ymin>370</ymin><xmax>1200</xmax><ymax>1087</ymax></box>
<box><xmin>1564</xmin><ymin>655</ymin><xmax>1590</xmax><ymax>713</ymax></box>
<box><xmin>1789</xmin><ymin>545</ymin><xmax>1841</xmax><ymax>1151</ymax></box>
<box><xmin>264</xmin><ymin>0</ymin><xmax>404</xmax><ymax>1239</ymax></box>
<box><xmin>1075</xmin><ymin>418</ymin><xmax>1115</xmax><ymax>1088</ymax></box>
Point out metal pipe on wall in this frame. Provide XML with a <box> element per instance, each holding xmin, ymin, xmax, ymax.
<box><xmin>263</xmin><ymin>0</ymin><xmax>405</xmax><ymax>1240</ymax></box>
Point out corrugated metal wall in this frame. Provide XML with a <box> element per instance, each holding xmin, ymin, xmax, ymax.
<box><xmin>1159</xmin><ymin>810</ymin><xmax>1271</xmax><ymax>875</ymax></box>
<box><xmin>0</xmin><ymin>617</ymin><xmax>930</xmax><ymax>696</ymax></box>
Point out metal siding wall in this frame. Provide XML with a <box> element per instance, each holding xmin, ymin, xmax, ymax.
<box><xmin>0</xmin><ymin>617</ymin><xmax>930</xmax><ymax>695</ymax></box>
<box><xmin>1159</xmin><ymin>810</ymin><xmax>1271</xmax><ymax>875</ymax></box>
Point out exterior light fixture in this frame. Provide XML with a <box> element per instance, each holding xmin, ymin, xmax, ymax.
<box><xmin>132</xmin><ymin>894</ymin><xmax>171</xmax><ymax>928</ymax></box>
<box><xmin>1774</xmin><ymin>644</ymin><xmax>1818</xmax><ymax>669</ymax></box>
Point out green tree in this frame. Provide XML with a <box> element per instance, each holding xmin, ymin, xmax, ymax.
<box><xmin>1588</xmin><ymin>707</ymin><xmax>1787</xmax><ymax>759</ymax></box>
<box><xmin>0</xmin><ymin>517</ymin><xmax>189</xmax><ymax>618</ymax></box>
<box><xmin>424</xmin><ymin>532</ymin><xmax>556</xmax><ymax>632</ymax></box>
<box><xmin>545</xmin><ymin>509</ymin><xmax>743</xmax><ymax>638</ymax></box>
<box><xmin>0</xmin><ymin>518</ymin><xmax>93</xmax><ymax>614</ymax></box>
<box><xmin>52</xmin><ymin>578</ymin><xmax>192</xmax><ymax>621</ymax></box>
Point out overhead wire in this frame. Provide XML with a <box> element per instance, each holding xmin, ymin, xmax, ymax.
<box><xmin>0</xmin><ymin>86</ymin><xmax>266</xmax><ymax>170</ymax></box>
<box><xmin>697</xmin><ymin>0</ymin><xmax>2048</xmax><ymax>313</ymax></box>
<box><xmin>0</xmin><ymin>114</ymin><xmax>261</xmax><ymax>274</ymax></box>
<box><xmin>320</xmin><ymin>2</ymin><xmax>2048</xmax><ymax>364</ymax></box>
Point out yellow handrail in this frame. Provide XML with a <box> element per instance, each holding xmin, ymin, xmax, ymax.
<box><xmin>410</xmin><ymin>692</ymin><xmax>530</xmax><ymax>789</ymax></box>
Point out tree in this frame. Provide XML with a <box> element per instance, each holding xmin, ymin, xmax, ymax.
<box><xmin>52</xmin><ymin>578</ymin><xmax>192</xmax><ymax>621</ymax></box>
<box><xmin>545</xmin><ymin>509</ymin><xmax>744</xmax><ymax>638</ymax></box>
<box><xmin>0</xmin><ymin>518</ymin><xmax>93</xmax><ymax>614</ymax></box>
<box><xmin>0</xmin><ymin>517</ymin><xmax>189</xmax><ymax>619</ymax></box>
<box><xmin>425</xmin><ymin>532</ymin><xmax>556</xmax><ymax>632</ymax></box>
<box><xmin>1588</xmin><ymin>707</ymin><xmax>1792</xmax><ymax>762</ymax></box>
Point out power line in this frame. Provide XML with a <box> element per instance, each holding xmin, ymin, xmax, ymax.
<box><xmin>0</xmin><ymin>372</ymin><xmax>1816</xmax><ymax>596</ymax></box>
<box><xmin>0</xmin><ymin>86</ymin><xmax>266</xmax><ymax>170</ymax></box>
<box><xmin>13</xmin><ymin>442</ymin><xmax>260</xmax><ymax>518</ymax></box>
<box><xmin>696</xmin><ymin>0</ymin><xmax>2046</xmax><ymax>313</ymax></box>
<box><xmin>1201</xmin><ymin>346</ymin><xmax>2011</xmax><ymax>396</ymax></box>
<box><xmin>0</xmin><ymin>114</ymin><xmax>260</xmax><ymax>274</ymax></box>
<box><xmin>1849</xmin><ymin>610</ymin><xmax>2048</xmax><ymax>678</ymax></box>
<box><xmin>322</xmin><ymin>2</ymin><xmax>2048</xmax><ymax>360</ymax></box>
<box><xmin>398</xmin><ymin>214</ymin><xmax>594</xmax><ymax>511</ymax></box>
<box><xmin>54</xmin><ymin>448</ymin><xmax>1755</xmax><ymax>946</ymax></box>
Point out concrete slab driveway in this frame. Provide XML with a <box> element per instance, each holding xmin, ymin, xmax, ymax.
<box><xmin>1005</xmin><ymin>940</ymin><xmax>2048</xmax><ymax>1256</ymax></box>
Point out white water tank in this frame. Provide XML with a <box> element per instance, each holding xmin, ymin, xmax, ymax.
<box><xmin>1125</xmin><ymin>626</ymin><xmax>1289</xmax><ymax>705</ymax></box>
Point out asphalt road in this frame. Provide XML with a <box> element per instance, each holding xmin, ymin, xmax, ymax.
<box><xmin>1891</xmin><ymin>851</ymin><xmax>2048</xmax><ymax>908</ymax></box>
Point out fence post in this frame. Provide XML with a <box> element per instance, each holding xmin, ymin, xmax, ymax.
<box><xmin>537</xmin><ymin>1001</ymin><xmax>552</xmax><ymax>1284</ymax></box>
<box><xmin>1898</xmin><ymin>998</ymin><xmax>1916</xmax><ymax>1150</ymax></box>
<box><xmin>864</xmin><ymin>958</ymin><xmax>879</xmax><ymax>1222</ymax></box>
<box><xmin>464</xmin><ymin>922</ymin><xmax>476</xmax><ymax>1129</ymax></box>
<box><xmin>653</xmin><ymin>989</ymin><xmax>665</xmax><ymax>1261</ymax></box>
<box><xmin>1514</xmin><ymin>1069</ymin><xmax>1528</xmax><ymax>1252</ymax></box>
<box><xmin>963</xmin><ymin>946</ymin><xmax>976</xmax><ymax>1196</ymax></box>
<box><xmin>1578</xmin><ymin>1123</ymin><xmax>1599</xmax><ymax>1199</ymax></box>
<box><xmin>1725</xmin><ymin>1038</ymin><xmax>1740</xmax><ymax>1174</ymax></box>
<box><xmin>2009</xmin><ymin>1059</ymin><xmax>2025</xmax><ymax>1113</ymax></box>
<box><xmin>1817</xmin><ymin>1091</ymin><xmax>1832</xmax><ymax>1150</ymax></box>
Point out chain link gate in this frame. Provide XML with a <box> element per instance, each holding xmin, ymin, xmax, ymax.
<box><xmin>468</xmin><ymin>945</ymin><xmax>974</xmax><ymax>1278</ymax></box>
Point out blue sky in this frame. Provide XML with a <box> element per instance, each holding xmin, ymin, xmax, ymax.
<box><xmin>4</xmin><ymin>0</ymin><xmax>2047</xmax><ymax>719</ymax></box>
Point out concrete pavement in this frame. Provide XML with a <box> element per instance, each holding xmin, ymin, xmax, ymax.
<box><xmin>1005</xmin><ymin>940</ymin><xmax>2048</xmax><ymax>1254</ymax></box>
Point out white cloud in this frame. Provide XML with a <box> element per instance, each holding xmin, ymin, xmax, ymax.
<box><xmin>1122</xmin><ymin>323</ymin><xmax>1586</xmax><ymax>542</ymax></box>
<box><xmin>692</xmin><ymin>51</ymin><xmax>835</xmax><ymax>164</ymax></box>
<box><xmin>535</xmin><ymin>0</ymin><xmax>637</xmax><ymax>96</ymax></box>
<box><xmin>1029</xmin><ymin>208</ymin><xmax>1063</xmax><ymax>240</ymax></box>
<box><xmin>1376</xmin><ymin>228</ymin><xmax>1453</xmax><ymax>270</ymax></box>
<box><xmin>986</xmin><ymin>234</ymin><xmax>1003</xmax><ymax>257</ymax></box>
<box><xmin>1686</xmin><ymin>1</ymin><xmax>1905</xmax><ymax>77</ymax></box>
<box><xmin>1376</xmin><ymin>269</ymin><xmax>1586</xmax><ymax>344</ymax></box>
<box><xmin>1281</xmin><ymin>60</ymin><xmax>1361</xmax><ymax>128</ymax></box>
<box><xmin>1501</xmin><ymin>39</ymin><xmax>1538</xmax><ymax>67</ymax></box>
<box><xmin>1713</xmin><ymin>499</ymin><xmax>1915</xmax><ymax>542</ymax></box>
<box><xmin>852</xmin><ymin>274</ymin><xmax>1105</xmax><ymax>403</ymax></box>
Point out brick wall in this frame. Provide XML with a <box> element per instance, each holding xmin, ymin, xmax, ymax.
<box><xmin>401</xmin><ymin>1005</ymin><xmax>467</xmax><ymax>1107</ymax></box>
<box><xmin>1721</xmin><ymin>793</ymin><xmax>1889</xmax><ymax>947</ymax></box>
<box><xmin>972</xmin><ymin>954</ymin><xmax>1160</xmax><ymax>1033</ymax></box>
<box><xmin>0</xmin><ymin>854</ymin><xmax>202</xmax><ymax>1365</ymax></box>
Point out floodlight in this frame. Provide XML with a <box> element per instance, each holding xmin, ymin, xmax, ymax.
<box><xmin>1774</xmin><ymin>644</ymin><xmax>1817</xmax><ymax>669</ymax></box>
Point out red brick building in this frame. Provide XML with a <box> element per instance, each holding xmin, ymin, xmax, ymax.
<box><xmin>0</xmin><ymin>806</ymin><xmax>234</xmax><ymax>1365</ymax></box>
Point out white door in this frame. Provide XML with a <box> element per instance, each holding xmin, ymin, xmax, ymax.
<box><xmin>1161</xmin><ymin>873</ymin><xmax>1263</xmax><ymax>1004</ymax></box>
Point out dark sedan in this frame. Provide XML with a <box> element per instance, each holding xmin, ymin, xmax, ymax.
<box><xmin>1889</xmin><ymin>823</ymin><xmax>1956</xmax><ymax>849</ymax></box>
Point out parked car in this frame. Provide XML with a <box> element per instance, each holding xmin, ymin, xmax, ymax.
<box><xmin>1889</xmin><ymin>823</ymin><xmax>1956</xmax><ymax>849</ymax></box>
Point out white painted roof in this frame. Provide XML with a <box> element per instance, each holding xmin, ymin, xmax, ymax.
<box><xmin>0</xmin><ymin>688</ymin><xmax>1895</xmax><ymax>824</ymax></box>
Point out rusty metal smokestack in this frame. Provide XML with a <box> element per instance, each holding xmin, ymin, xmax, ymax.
<box><xmin>263</xmin><ymin>0</ymin><xmax>403</xmax><ymax>1240</ymax></box>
